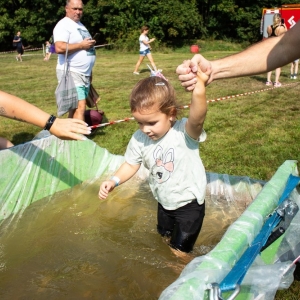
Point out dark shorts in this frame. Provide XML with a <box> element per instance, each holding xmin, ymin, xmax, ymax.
<box><xmin>16</xmin><ymin>47</ymin><xmax>24</xmax><ymax>55</ymax></box>
<box><xmin>157</xmin><ymin>200</ymin><xmax>205</xmax><ymax>253</ymax></box>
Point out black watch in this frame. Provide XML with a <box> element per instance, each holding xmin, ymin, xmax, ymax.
<box><xmin>44</xmin><ymin>115</ymin><xmax>56</xmax><ymax>131</ymax></box>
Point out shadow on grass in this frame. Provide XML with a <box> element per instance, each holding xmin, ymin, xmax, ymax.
<box><xmin>12</xmin><ymin>132</ymin><xmax>35</xmax><ymax>145</ymax></box>
<box><xmin>250</xmin><ymin>75</ymin><xmax>266</xmax><ymax>83</ymax></box>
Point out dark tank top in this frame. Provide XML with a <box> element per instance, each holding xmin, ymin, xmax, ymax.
<box><xmin>270</xmin><ymin>24</ymin><xmax>283</xmax><ymax>37</ymax></box>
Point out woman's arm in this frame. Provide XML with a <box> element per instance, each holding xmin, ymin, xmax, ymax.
<box><xmin>0</xmin><ymin>90</ymin><xmax>91</xmax><ymax>140</ymax></box>
<box><xmin>142</xmin><ymin>38</ymin><xmax>155</xmax><ymax>45</ymax></box>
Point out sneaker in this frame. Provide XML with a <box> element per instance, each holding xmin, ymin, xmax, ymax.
<box><xmin>265</xmin><ymin>81</ymin><xmax>272</xmax><ymax>86</ymax></box>
<box><xmin>273</xmin><ymin>82</ymin><xmax>282</xmax><ymax>87</ymax></box>
<box><xmin>15</xmin><ymin>56</ymin><xmax>19</xmax><ymax>61</ymax></box>
<box><xmin>290</xmin><ymin>75</ymin><xmax>294</xmax><ymax>79</ymax></box>
<box><xmin>293</xmin><ymin>76</ymin><xmax>297</xmax><ymax>79</ymax></box>
<box><xmin>133</xmin><ymin>72</ymin><xmax>139</xmax><ymax>75</ymax></box>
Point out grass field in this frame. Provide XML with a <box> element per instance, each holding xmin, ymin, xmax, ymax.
<box><xmin>0</xmin><ymin>45</ymin><xmax>299</xmax><ymax>299</ymax></box>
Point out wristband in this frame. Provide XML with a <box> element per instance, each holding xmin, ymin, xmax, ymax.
<box><xmin>110</xmin><ymin>176</ymin><xmax>120</xmax><ymax>186</ymax></box>
<box><xmin>44</xmin><ymin>115</ymin><xmax>56</xmax><ymax>131</ymax></box>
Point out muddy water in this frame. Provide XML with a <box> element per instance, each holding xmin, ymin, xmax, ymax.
<box><xmin>0</xmin><ymin>178</ymin><xmax>251</xmax><ymax>300</ymax></box>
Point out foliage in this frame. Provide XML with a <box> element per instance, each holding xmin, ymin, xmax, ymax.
<box><xmin>0</xmin><ymin>0</ymin><xmax>298</xmax><ymax>50</ymax></box>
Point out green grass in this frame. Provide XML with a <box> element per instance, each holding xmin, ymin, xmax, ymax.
<box><xmin>0</xmin><ymin>47</ymin><xmax>299</xmax><ymax>299</ymax></box>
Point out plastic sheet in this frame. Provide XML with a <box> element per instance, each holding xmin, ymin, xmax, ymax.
<box><xmin>0</xmin><ymin>133</ymin><xmax>124</xmax><ymax>224</ymax></box>
<box><xmin>1</xmin><ymin>134</ymin><xmax>299</xmax><ymax>300</ymax></box>
<box><xmin>159</xmin><ymin>160</ymin><xmax>300</xmax><ymax>300</ymax></box>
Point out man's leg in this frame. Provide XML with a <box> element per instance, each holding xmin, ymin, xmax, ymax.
<box><xmin>71</xmin><ymin>73</ymin><xmax>90</xmax><ymax>121</ymax></box>
<box><xmin>72</xmin><ymin>99</ymin><xmax>86</xmax><ymax>121</ymax></box>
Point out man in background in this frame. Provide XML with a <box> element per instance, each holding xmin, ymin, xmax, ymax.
<box><xmin>53</xmin><ymin>0</ymin><xmax>96</xmax><ymax>121</ymax></box>
<box><xmin>13</xmin><ymin>31</ymin><xmax>24</xmax><ymax>62</ymax></box>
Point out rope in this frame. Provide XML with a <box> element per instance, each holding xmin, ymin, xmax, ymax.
<box><xmin>0</xmin><ymin>43</ymin><xmax>112</xmax><ymax>55</ymax></box>
<box><xmin>90</xmin><ymin>82</ymin><xmax>297</xmax><ymax>129</ymax></box>
<box><xmin>0</xmin><ymin>47</ymin><xmax>43</xmax><ymax>54</ymax></box>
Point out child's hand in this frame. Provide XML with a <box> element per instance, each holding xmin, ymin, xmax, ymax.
<box><xmin>193</xmin><ymin>64</ymin><xmax>209</xmax><ymax>97</ymax></box>
<box><xmin>98</xmin><ymin>180</ymin><xmax>116</xmax><ymax>199</ymax></box>
<box><xmin>197</xmin><ymin>64</ymin><xmax>209</xmax><ymax>85</ymax></box>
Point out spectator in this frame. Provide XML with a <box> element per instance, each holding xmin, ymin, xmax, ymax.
<box><xmin>53</xmin><ymin>0</ymin><xmax>96</xmax><ymax>121</ymax></box>
<box><xmin>265</xmin><ymin>13</ymin><xmax>287</xmax><ymax>87</ymax></box>
<box><xmin>44</xmin><ymin>41</ymin><xmax>51</xmax><ymax>61</ymax></box>
<box><xmin>13</xmin><ymin>31</ymin><xmax>24</xmax><ymax>62</ymax></box>
<box><xmin>133</xmin><ymin>25</ymin><xmax>161</xmax><ymax>75</ymax></box>
<box><xmin>290</xmin><ymin>59</ymin><xmax>299</xmax><ymax>79</ymax></box>
<box><xmin>49</xmin><ymin>35</ymin><xmax>56</xmax><ymax>54</ymax></box>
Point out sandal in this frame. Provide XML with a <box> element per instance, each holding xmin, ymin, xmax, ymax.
<box><xmin>273</xmin><ymin>82</ymin><xmax>282</xmax><ymax>87</ymax></box>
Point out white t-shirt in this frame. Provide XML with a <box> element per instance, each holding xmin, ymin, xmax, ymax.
<box><xmin>125</xmin><ymin>118</ymin><xmax>207</xmax><ymax>210</ymax></box>
<box><xmin>139</xmin><ymin>34</ymin><xmax>149</xmax><ymax>51</ymax></box>
<box><xmin>53</xmin><ymin>17</ymin><xmax>96</xmax><ymax>76</ymax></box>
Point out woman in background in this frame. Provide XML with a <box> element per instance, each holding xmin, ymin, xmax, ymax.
<box><xmin>265</xmin><ymin>14</ymin><xmax>287</xmax><ymax>87</ymax></box>
<box><xmin>133</xmin><ymin>26</ymin><xmax>161</xmax><ymax>75</ymax></box>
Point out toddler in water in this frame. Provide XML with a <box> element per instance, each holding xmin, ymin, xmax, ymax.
<box><xmin>99</xmin><ymin>68</ymin><xmax>208</xmax><ymax>253</ymax></box>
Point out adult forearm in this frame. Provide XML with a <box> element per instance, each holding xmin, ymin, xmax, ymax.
<box><xmin>0</xmin><ymin>91</ymin><xmax>50</xmax><ymax>127</ymax></box>
<box><xmin>211</xmin><ymin>39</ymin><xmax>278</xmax><ymax>80</ymax></box>
<box><xmin>211</xmin><ymin>22</ymin><xmax>300</xmax><ymax>81</ymax></box>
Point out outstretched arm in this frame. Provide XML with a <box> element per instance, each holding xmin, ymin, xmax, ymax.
<box><xmin>177</xmin><ymin>21</ymin><xmax>300</xmax><ymax>89</ymax></box>
<box><xmin>99</xmin><ymin>162</ymin><xmax>140</xmax><ymax>199</ymax></box>
<box><xmin>185</xmin><ymin>67</ymin><xmax>208</xmax><ymax>140</ymax></box>
<box><xmin>0</xmin><ymin>90</ymin><xmax>91</xmax><ymax>140</ymax></box>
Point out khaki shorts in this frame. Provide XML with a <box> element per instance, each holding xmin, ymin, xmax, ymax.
<box><xmin>56</xmin><ymin>69</ymin><xmax>90</xmax><ymax>100</ymax></box>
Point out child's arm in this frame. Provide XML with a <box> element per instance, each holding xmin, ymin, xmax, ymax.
<box><xmin>98</xmin><ymin>162</ymin><xmax>140</xmax><ymax>199</ymax></box>
<box><xmin>185</xmin><ymin>66</ymin><xmax>209</xmax><ymax>140</ymax></box>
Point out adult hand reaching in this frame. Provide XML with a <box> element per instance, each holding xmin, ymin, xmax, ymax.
<box><xmin>0</xmin><ymin>90</ymin><xmax>91</xmax><ymax>141</ymax></box>
<box><xmin>176</xmin><ymin>54</ymin><xmax>213</xmax><ymax>91</ymax></box>
<box><xmin>50</xmin><ymin>118</ymin><xmax>91</xmax><ymax>140</ymax></box>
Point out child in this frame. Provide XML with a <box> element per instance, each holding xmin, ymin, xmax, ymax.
<box><xmin>99</xmin><ymin>69</ymin><xmax>208</xmax><ymax>253</ymax></box>
<box><xmin>290</xmin><ymin>59</ymin><xmax>299</xmax><ymax>79</ymax></box>
<box><xmin>133</xmin><ymin>25</ymin><xmax>161</xmax><ymax>75</ymax></box>
<box><xmin>44</xmin><ymin>41</ymin><xmax>51</xmax><ymax>61</ymax></box>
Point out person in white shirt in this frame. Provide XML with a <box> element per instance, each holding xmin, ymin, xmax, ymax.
<box><xmin>53</xmin><ymin>0</ymin><xmax>96</xmax><ymax>121</ymax></box>
<box><xmin>133</xmin><ymin>26</ymin><xmax>161</xmax><ymax>75</ymax></box>
<box><xmin>99</xmin><ymin>69</ymin><xmax>208</xmax><ymax>254</ymax></box>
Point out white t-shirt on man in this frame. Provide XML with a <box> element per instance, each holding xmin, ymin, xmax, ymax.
<box><xmin>53</xmin><ymin>17</ymin><xmax>96</xmax><ymax>76</ymax></box>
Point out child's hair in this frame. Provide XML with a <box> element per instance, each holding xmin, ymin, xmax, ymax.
<box><xmin>130</xmin><ymin>77</ymin><xmax>178</xmax><ymax>117</ymax></box>
<box><xmin>141</xmin><ymin>25</ymin><xmax>149</xmax><ymax>33</ymax></box>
